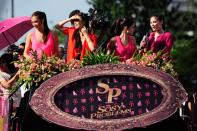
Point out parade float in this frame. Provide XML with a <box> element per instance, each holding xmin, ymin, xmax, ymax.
<box><xmin>15</xmin><ymin>50</ymin><xmax>187</xmax><ymax>130</ymax></box>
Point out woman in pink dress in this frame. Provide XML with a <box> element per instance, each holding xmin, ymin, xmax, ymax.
<box><xmin>24</xmin><ymin>11</ymin><xmax>59</xmax><ymax>59</ymax></box>
<box><xmin>140</xmin><ymin>14</ymin><xmax>174</xmax><ymax>56</ymax></box>
<box><xmin>107</xmin><ymin>17</ymin><xmax>137</xmax><ymax>62</ymax></box>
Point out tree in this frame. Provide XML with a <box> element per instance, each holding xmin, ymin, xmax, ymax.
<box><xmin>172</xmin><ymin>35</ymin><xmax>197</xmax><ymax>93</ymax></box>
<box><xmin>87</xmin><ymin>0</ymin><xmax>177</xmax><ymax>42</ymax></box>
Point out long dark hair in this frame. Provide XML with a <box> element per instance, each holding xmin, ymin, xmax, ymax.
<box><xmin>73</xmin><ymin>12</ymin><xmax>89</xmax><ymax>50</ymax></box>
<box><xmin>0</xmin><ymin>53</ymin><xmax>17</xmax><ymax>74</ymax></box>
<box><xmin>101</xmin><ymin>17</ymin><xmax>135</xmax><ymax>49</ymax></box>
<box><xmin>32</xmin><ymin>11</ymin><xmax>50</xmax><ymax>36</ymax></box>
<box><xmin>110</xmin><ymin>17</ymin><xmax>135</xmax><ymax>36</ymax></box>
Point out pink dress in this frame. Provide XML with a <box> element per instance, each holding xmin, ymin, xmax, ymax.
<box><xmin>148</xmin><ymin>32</ymin><xmax>173</xmax><ymax>53</ymax></box>
<box><xmin>31</xmin><ymin>31</ymin><xmax>55</xmax><ymax>58</ymax></box>
<box><xmin>108</xmin><ymin>36</ymin><xmax>136</xmax><ymax>61</ymax></box>
<box><xmin>0</xmin><ymin>71</ymin><xmax>11</xmax><ymax>131</ymax></box>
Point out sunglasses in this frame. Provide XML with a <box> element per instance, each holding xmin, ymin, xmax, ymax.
<box><xmin>72</xmin><ymin>19</ymin><xmax>80</xmax><ymax>22</ymax></box>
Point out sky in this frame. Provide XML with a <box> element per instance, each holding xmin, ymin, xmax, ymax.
<box><xmin>0</xmin><ymin>0</ymin><xmax>92</xmax><ymax>54</ymax></box>
<box><xmin>14</xmin><ymin>0</ymin><xmax>92</xmax><ymax>27</ymax></box>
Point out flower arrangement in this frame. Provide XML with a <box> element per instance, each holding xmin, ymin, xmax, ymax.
<box><xmin>16</xmin><ymin>52</ymin><xmax>68</xmax><ymax>89</ymax></box>
<box><xmin>12</xmin><ymin>49</ymin><xmax>177</xmax><ymax>93</ymax></box>
<box><xmin>67</xmin><ymin>59</ymin><xmax>82</xmax><ymax>70</ymax></box>
<box><xmin>126</xmin><ymin>50</ymin><xmax>178</xmax><ymax>78</ymax></box>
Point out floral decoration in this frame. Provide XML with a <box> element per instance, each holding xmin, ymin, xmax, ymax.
<box><xmin>126</xmin><ymin>50</ymin><xmax>178</xmax><ymax>78</ymax></box>
<box><xmin>12</xmin><ymin>49</ymin><xmax>178</xmax><ymax>92</ymax></box>
<box><xmin>16</xmin><ymin>52</ymin><xmax>68</xmax><ymax>89</ymax></box>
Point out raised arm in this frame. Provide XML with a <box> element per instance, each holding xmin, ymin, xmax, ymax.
<box><xmin>55</xmin><ymin>15</ymin><xmax>79</xmax><ymax>32</ymax></box>
<box><xmin>55</xmin><ymin>19</ymin><xmax>71</xmax><ymax>32</ymax></box>
<box><xmin>81</xmin><ymin>26</ymin><xmax>97</xmax><ymax>51</ymax></box>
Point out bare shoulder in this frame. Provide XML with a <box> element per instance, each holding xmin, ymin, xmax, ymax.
<box><xmin>26</xmin><ymin>32</ymin><xmax>32</xmax><ymax>38</ymax></box>
<box><xmin>26</xmin><ymin>32</ymin><xmax>33</xmax><ymax>41</ymax></box>
<box><xmin>110</xmin><ymin>36</ymin><xmax>116</xmax><ymax>42</ymax></box>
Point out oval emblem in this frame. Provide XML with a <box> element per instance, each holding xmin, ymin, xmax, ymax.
<box><xmin>30</xmin><ymin>64</ymin><xmax>187</xmax><ymax>130</ymax></box>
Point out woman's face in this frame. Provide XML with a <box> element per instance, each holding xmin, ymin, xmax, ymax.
<box><xmin>31</xmin><ymin>16</ymin><xmax>43</xmax><ymax>29</ymax></box>
<box><xmin>73</xmin><ymin>15</ymin><xmax>84</xmax><ymax>29</ymax></box>
<box><xmin>150</xmin><ymin>16</ymin><xmax>163</xmax><ymax>32</ymax></box>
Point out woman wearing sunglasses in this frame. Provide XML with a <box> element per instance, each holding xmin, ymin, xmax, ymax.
<box><xmin>55</xmin><ymin>10</ymin><xmax>97</xmax><ymax>63</ymax></box>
